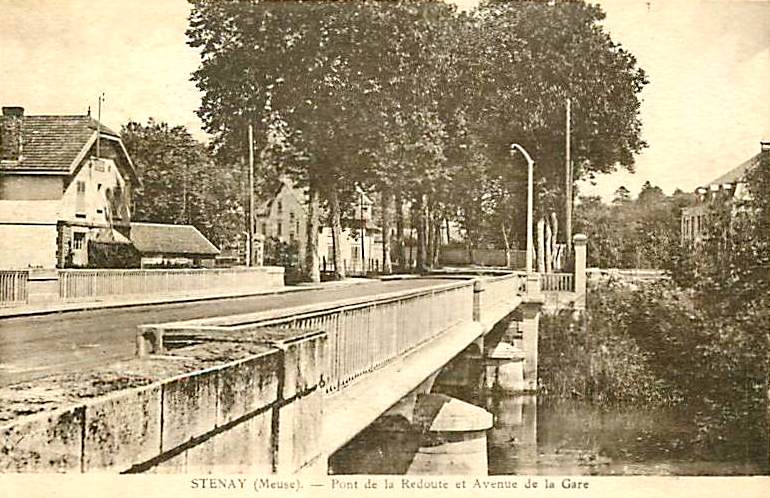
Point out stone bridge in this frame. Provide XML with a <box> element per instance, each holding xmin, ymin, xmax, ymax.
<box><xmin>0</xmin><ymin>238</ymin><xmax>588</xmax><ymax>475</ymax></box>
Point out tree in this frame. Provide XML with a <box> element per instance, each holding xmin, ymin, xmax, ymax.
<box><xmin>186</xmin><ymin>0</ymin><xmax>648</xmax><ymax>275</ymax></box>
<box><xmin>575</xmin><ymin>182</ymin><xmax>693</xmax><ymax>268</ymax></box>
<box><xmin>612</xmin><ymin>186</ymin><xmax>632</xmax><ymax>205</ymax></box>
<box><xmin>121</xmin><ymin>119</ymin><xmax>241</xmax><ymax>248</ymax></box>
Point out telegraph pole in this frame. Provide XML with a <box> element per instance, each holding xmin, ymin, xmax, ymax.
<box><xmin>247</xmin><ymin>123</ymin><xmax>255</xmax><ymax>267</ymax></box>
<box><xmin>96</xmin><ymin>93</ymin><xmax>105</xmax><ymax>159</ymax></box>
<box><xmin>565</xmin><ymin>97</ymin><xmax>573</xmax><ymax>254</ymax></box>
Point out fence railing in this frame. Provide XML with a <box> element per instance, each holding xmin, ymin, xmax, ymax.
<box><xmin>0</xmin><ymin>270</ymin><xmax>28</xmax><ymax>307</ymax></box>
<box><xmin>58</xmin><ymin>267</ymin><xmax>284</xmax><ymax>302</ymax></box>
<box><xmin>141</xmin><ymin>280</ymin><xmax>475</xmax><ymax>396</ymax></box>
<box><xmin>587</xmin><ymin>268</ymin><xmax>668</xmax><ymax>283</ymax></box>
<box><xmin>479</xmin><ymin>273</ymin><xmax>526</xmax><ymax>317</ymax></box>
<box><xmin>540</xmin><ymin>272</ymin><xmax>574</xmax><ymax>292</ymax></box>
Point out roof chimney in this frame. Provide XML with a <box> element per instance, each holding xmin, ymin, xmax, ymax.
<box><xmin>0</xmin><ymin>106</ymin><xmax>24</xmax><ymax>161</ymax></box>
<box><xmin>761</xmin><ymin>141</ymin><xmax>769</xmax><ymax>152</ymax></box>
<box><xmin>2</xmin><ymin>106</ymin><xmax>24</xmax><ymax>117</ymax></box>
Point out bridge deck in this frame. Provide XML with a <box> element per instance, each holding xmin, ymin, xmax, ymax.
<box><xmin>0</xmin><ymin>279</ymin><xmax>455</xmax><ymax>387</ymax></box>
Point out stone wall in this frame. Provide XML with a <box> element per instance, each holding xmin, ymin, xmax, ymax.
<box><xmin>0</xmin><ymin>327</ymin><xmax>325</xmax><ymax>474</ymax></box>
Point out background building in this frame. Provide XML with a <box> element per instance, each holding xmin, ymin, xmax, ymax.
<box><xmin>681</xmin><ymin>141</ymin><xmax>768</xmax><ymax>244</ymax></box>
<box><xmin>0</xmin><ymin>106</ymin><xmax>138</xmax><ymax>268</ymax></box>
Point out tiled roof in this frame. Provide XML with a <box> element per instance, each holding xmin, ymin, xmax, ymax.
<box><xmin>706</xmin><ymin>152</ymin><xmax>761</xmax><ymax>188</ymax></box>
<box><xmin>130</xmin><ymin>222</ymin><xmax>220</xmax><ymax>256</ymax></box>
<box><xmin>0</xmin><ymin>115</ymin><xmax>119</xmax><ymax>172</ymax></box>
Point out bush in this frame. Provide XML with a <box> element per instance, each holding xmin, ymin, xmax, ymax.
<box><xmin>540</xmin><ymin>279</ymin><xmax>768</xmax><ymax>460</ymax></box>
<box><xmin>539</xmin><ymin>298</ymin><xmax>676</xmax><ymax>406</ymax></box>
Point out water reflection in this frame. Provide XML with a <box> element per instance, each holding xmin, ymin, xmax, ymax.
<box><xmin>331</xmin><ymin>380</ymin><xmax>766</xmax><ymax>476</ymax></box>
<box><xmin>485</xmin><ymin>395</ymin><xmax>767</xmax><ymax>476</ymax></box>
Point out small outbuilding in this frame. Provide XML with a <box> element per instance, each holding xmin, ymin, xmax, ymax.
<box><xmin>130</xmin><ymin>222</ymin><xmax>220</xmax><ymax>268</ymax></box>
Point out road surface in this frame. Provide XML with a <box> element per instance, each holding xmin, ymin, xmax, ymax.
<box><xmin>0</xmin><ymin>279</ymin><xmax>452</xmax><ymax>387</ymax></box>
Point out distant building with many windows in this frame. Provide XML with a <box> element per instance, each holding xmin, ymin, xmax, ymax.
<box><xmin>681</xmin><ymin>141</ymin><xmax>768</xmax><ymax>244</ymax></box>
<box><xmin>255</xmin><ymin>178</ymin><xmax>383</xmax><ymax>273</ymax></box>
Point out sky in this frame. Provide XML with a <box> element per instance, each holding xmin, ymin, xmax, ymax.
<box><xmin>1</xmin><ymin>0</ymin><xmax>768</xmax><ymax>200</ymax></box>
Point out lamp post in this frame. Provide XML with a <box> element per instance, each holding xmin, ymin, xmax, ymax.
<box><xmin>510</xmin><ymin>143</ymin><xmax>535</xmax><ymax>274</ymax></box>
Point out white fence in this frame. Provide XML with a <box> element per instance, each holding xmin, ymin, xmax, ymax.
<box><xmin>58</xmin><ymin>268</ymin><xmax>284</xmax><ymax>302</ymax></box>
<box><xmin>479</xmin><ymin>273</ymin><xmax>526</xmax><ymax>315</ymax></box>
<box><xmin>144</xmin><ymin>280</ymin><xmax>475</xmax><ymax>396</ymax></box>
<box><xmin>540</xmin><ymin>273</ymin><xmax>574</xmax><ymax>292</ymax></box>
<box><xmin>0</xmin><ymin>271</ymin><xmax>28</xmax><ymax>307</ymax></box>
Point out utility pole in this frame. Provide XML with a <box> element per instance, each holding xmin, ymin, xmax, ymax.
<box><xmin>247</xmin><ymin>123</ymin><xmax>255</xmax><ymax>267</ymax></box>
<box><xmin>510</xmin><ymin>144</ymin><xmax>535</xmax><ymax>274</ymax></box>
<box><xmin>565</xmin><ymin>97</ymin><xmax>573</xmax><ymax>254</ymax></box>
<box><xmin>96</xmin><ymin>93</ymin><xmax>105</xmax><ymax>159</ymax></box>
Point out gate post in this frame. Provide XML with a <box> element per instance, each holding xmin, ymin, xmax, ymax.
<box><xmin>573</xmin><ymin>234</ymin><xmax>587</xmax><ymax>312</ymax></box>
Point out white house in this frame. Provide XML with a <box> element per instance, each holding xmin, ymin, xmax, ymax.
<box><xmin>0</xmin><ymin>106</ymin><xmax>139</xmax><ymax>268</ymax></box>
<box><xmin>255</xmin><ymin>179</ymin><xmax>383</xmax><ymax>274</ymax></box>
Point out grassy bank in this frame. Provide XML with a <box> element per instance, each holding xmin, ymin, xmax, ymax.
<box><xmin>539</xmin><ymin>280</ymin><xmax>768</xmax><ymax>461</ymax></box>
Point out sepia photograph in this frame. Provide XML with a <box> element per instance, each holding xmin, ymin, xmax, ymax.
<box><xmin>0</xmin><ymin>0</ymin><xmax>768</xmax><ymax>496</ymax></box>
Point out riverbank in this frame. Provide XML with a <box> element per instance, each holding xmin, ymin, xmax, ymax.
<box><xmin>538</xmin><ymin>280</ymin><xmax>768</xmax><ymax>469</ymax></box>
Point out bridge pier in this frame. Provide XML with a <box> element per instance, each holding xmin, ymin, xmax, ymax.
<box><xmin>330</xmin><ymin>392</ymin><xmax>493</xmax><ymax>475</ymax></box>
<box><xmin>408</xmin><ymin>393</ymin><xmax>493</xmax><ymax>474</ymax></box>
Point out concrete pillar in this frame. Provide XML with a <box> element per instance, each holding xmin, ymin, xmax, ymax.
<box><xmin>518</xmin><ymin>299</ymin><xmax>543</xmax><ymax>391</ymax></box>
<box><xmin>472</xmin><ymin>279</ymin><xmax>484</xmax><ymax>321</ymax></box>
<box><xmin>525</xmin><ymin>272</ymin><xmax>543</xmax><ymax>301</ymax></box>
<box><xmin>254</xmin><ymin>233</ymin><xmax>265</xmax><ymax>267</ymax></box>
<box><xmin>383</xmin><ymin>372</ymin><xmax>441</xmax><ymax>424</ymax></box>
<box><xmin>485</xmin><ymin>342</ymin><xmax>526</xmax><ymax>393</ymax></box>
<box><xmin>573</xmin><ymin>233</ymin><xmax>587</xmax><ymax>311</ymax></box>
<box><xmin>408</xmin><ymin>393</ymin><xmax>493</xmax><ymax>475</ymax></box>
<box><xmin>26</xmin><ymin>268</ymin><xmax>59</xmax><ymax>305</ymax></box>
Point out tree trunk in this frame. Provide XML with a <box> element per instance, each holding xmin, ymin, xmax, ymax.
<box><xmin>381</xmin><ymin>189</ymin><xmax>393</xmax><ymax>274</ymax></box>
<box><xmin>395</xmin><ymin>190</ymin><xmax>406</xmax><ymax>271</ymax></box>
<box><xmin>537</xmin><ymin>217</ymin><xmax>546</xmax><ymax>273</ymax></box>
<box><xmin>550</xmin><ymin>211</ymin><xmax>560</xmax><ymax>271</ymax></box>
<box><xmin>501</xmin><ymin>220</ymin><xmax>512</xmax><ymax>268</ymax></box>
<box><xmin>426</xmin><ymin>201</ymin><xmax>435</xmax><ymax>270</ymax></box>
<box><xmin>545</xmin><ymin>219</ymin><xmax>553</xmax><ymax>274</ymax></box>
<box><xmin>416</xmin><ymin>194</ymin><xmax>428</xmax><ymax>272</ymax></box>
<box><xmin>305</xmin><ymin>185</ymin><xmax>321</xmax><ymax>283</ymax></box>
<box><xmin>465</xmin><ymin>214</ymin><xmax>474</xmax><ymax>265</ymax></box>
<box><xmin>329</xmin><ymin>189</ymin><xmax>345</xmax><ymax>280</ymax></box>
<box><xmin>432</xmin><ymin>213</ymin><xmax>441</xmax><ymax>268</ymax></box>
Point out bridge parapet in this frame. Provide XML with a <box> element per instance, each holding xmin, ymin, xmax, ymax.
<box><xmin>138</xmin><ymin>280</ymin><xmax>476</xmax><ymax>397</ymax></box>
<box><xmin>0</xmin><ymin>327</ymin><xmax>325</xmax><ymax>474</ymax></box>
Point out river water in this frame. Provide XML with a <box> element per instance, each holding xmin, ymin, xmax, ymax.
<box><xmin>330</xmin><ymin>392</ymin><xmax>767</xmax><ymax>475</ymax></box>
<box><xmin>485</xmin><ymin>394</ymin><xmax>766</xmax><ymax>476</ymax></box>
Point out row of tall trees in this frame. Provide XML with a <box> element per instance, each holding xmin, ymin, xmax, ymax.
<box><xmin>186</xmin><ymin>0</ymin><xmax>648</xmax><ymax>281</ymax></box>
<box><xmin>573</xmin><ymin>181</ymin><xmax>694</xmax><ymax>268</ymax></box>
<box><xmin>121</xmin><ymin>119</ymin><xmax>243</xmax><ymax>248</ymax></box>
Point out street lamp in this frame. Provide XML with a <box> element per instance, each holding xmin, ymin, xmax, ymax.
<box><xmin>510</xmin><ymin>143</ymin><xmax>535</xmax><ymax>274</ymax></box>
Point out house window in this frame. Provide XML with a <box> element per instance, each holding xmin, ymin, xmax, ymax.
<box><xmin>277</xmin><ymin>200</ymin><xmax>283</xmax><ymax>214</ymax></box>
<box><xmin>261</xmin><ymin>223</ymin><xmax>267</xmax><ymax>235</ymax></box>
<box><xmin>289</xmin><ymin>211</ymin><xmax>295</xmax><ymax>221</ymax></box>
<box><xmin>75</xmin><ymin>180</ymin><xmax>86</xmax><ymax>215</ymax></box>
<box><xmin>289</xmin><ymin>232</ymin><xmax>295</xmax><ymax>242</ymax></box>
<box><xmin>277</xmin><ymin>222</ymin><xmax>282</xmax><ymax>236</ymax></box>
<box><xmin>97</xmin><ymin>183</ymin><xmax>102</xmax><ymax>191</ymax></box>
<box><xmin>73</xmin><ymin>232</ymin><xmax>85</xmax><ymax>250</ymax></box>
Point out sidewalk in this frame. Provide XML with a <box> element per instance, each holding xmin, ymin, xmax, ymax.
<box><xmin>0</xmin><ymin>278</ymin><xmax>374</xmax><ymax>320</ymax></box>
